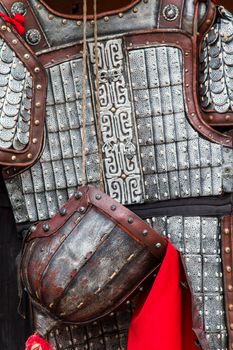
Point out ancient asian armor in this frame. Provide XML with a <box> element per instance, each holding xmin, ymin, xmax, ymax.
<box><xmin>0</xmin><ymin>0</ymin><xmax>232</xmax><ymax>349</ymax></box>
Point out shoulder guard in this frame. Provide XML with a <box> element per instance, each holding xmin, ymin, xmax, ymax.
<box><xmin>200</xmin><ymin>6</ymin><xmax>233</xmax><ymax>123</ymax></box>
<box><xmin>0</xmin><ymin>16</ymin><xmax>47</xmax><ymax>177</ymax></box>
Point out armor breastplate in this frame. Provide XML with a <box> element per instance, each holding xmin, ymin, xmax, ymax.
<box><xmin>0</xmin><ymin>0</ymin><xmax>233</xmax><ymax>349</ymax></box>
<box><xmin>2</xmin><ymin>0</ymin><xmax>233</xmax><ymax>223</ymax></box>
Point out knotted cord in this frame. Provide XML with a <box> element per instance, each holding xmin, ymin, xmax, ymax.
<box><xmin>81</xmin><ymin>0</ymin><xmax>105</xmax><ymax>191</ymax></box>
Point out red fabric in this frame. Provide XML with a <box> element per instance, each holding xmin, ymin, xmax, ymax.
<box><xmin>25</xmin><ymin>334</ymin><xmax>52</xmax><ymax>350</ymax></box>
<box><xmin>128</xmin><ymin>242</ymin><xmax>200</xmax><ymax>350</ymax></box>
<box><xmin>0</xmin><ymin>12</ymin><xmax>25</xmax><ymax>35</ymax></box>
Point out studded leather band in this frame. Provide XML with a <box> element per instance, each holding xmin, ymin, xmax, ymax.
<box><xmin>28</xmin><ymin>185</ymin><xmax>168</xmax><ymax>261</ymax></box>
<box><xmin>222</xmin><ymin>215</ymin><xmax>233</xmax><ymax>350</ymax></box>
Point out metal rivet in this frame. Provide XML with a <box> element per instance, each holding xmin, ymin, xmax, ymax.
<box><xmin>111</xmin><ymin>107</ymin><xmax>116</xmax><ymax>113</ymax></box>
<box><xmin>36</xmin><ymin>102</ymin><xmax>41</xmax><ymax>108</ymax></box>
<box><xmin>32</xmin><ymin>138</ymin><xmax>38</xmax><ymax>144</ymax></box>
<box><xmin>142</xmin><ymin>229</ymin><xmax>148</xmax><ymax>237</ymax></box>
<box><xmin>59</xmin><ymin>207</ymin><xmax>67</xmax><ymax>216</ymax></box>
<box><xmin>118</xmin><ymin>12</ymin><xmax>123</xmax><ymax>17</ymax></box>
<box><xmin>34</xmin><ymin>120</ymin><xmax>40</xmax><ymax>126</ymax></box>
<box><xmin>104</xmin><ymin>16</ymin><xmax>109</xmax><ymax>22</ymax></box>
<box><xmin>95</xmin><ymin>194</ymin><xmax>101</xmax><ymax>200</ymax></box>
<box><xmin>43</xmin><ymin>223</ymin><xmax>50</xmax><ymax>232</ymax></box>
<box><xmin>231</xmin><ymin>343</ymin><xmax>233</xmax><ymax>350</ymax></box>
<box><xmin>227</xmin><ymin>266</ymin><xmax>232</xmax><ymax>273</ymax></box>
<box><xmin>230</xmin><ymin>324</ymin><xmax>233</xmax><ymax>330</ymax></box>
<box><xmin>155</xmin><ymin>242</ymin><xmax>162</xmax><ymax>249</ymax></box>
<box><xmin>229</xmin><ymin>285</ymin><xmax>233</xmax><ymax>291</ymax></box>
<box><xmin>229</xmin><ymin>304</ymin><xmax>233</xmax><ymax>311</ymax></box>
<box><xmin>1</xmin><ymin>25</ymin><xmax>7</xmax><ymax>31</ymax></box>
<box><xmin>133</xmin><ymin>7</ymin><xmax>138</xmax><ymax>13</ymax></box>
<box><xmin>75</xmin><ymin>191</ymin><xmax>82</xmax><ymax>199</ymax></box>
<box><xmin>48</xmin><ymin>14</ymin><xmax>54</xmax><ymax>20</ymax></box>
<box><xmin>78</xmin><ymin>207</ymin><xmax>86</xmax><ymax>214</ymax></box>
<box><xmin>62</xmin><ymin>19</ymin><xmax>67</xmax><ymax>25</ymax></box>
<box><xmin>12</xmin><ymin>39</ymin><xmax>18</xmax><ymax>45</ymax></box>
<box><xmin>225</xmin><ymin>247</ymin><xmax>231</xmax><ymax>253</ymax></box>
<box><xmin>36</xmin><ymin>84</ymin><xmax>42</xmax><ymax>90</ymax></box>
<box><xmin>27</xmin><ymin>153</ymin><xmax>32</xmax><ymax>159</ymax></box>
<box><xmin>11</xmin><ymin>155</ymin><xmax>17</xmax><ymax>161</ymax></box>
<box><xmin>77</xmin><ymin>21</ymin><xmax>82</xmax><ymax>26</ymax></box>
<box><xmin>24</xmin><ymin>53</ymin><xmax>30</xmax><ymax>59</ymax></box>
<box><xmin>225</xmin><ymin>228</ymin><xmax>230</xmax><ymax>235</ymax></box>
<box><xmin>30</xmin><ymin>225</ymin><xmax>37</xmax><ymax>232</ymax></box>
<box><xmin>128</xmin><ymin>217</ymin><xmax>134</xmax><ymax>224</ymax></box>
<box><xmin>111</xmin><ymin>205</ymin><xmax>116</xmax><ymax>211</ymax></box>
<box><xmin>34</xmin><ymin>67</ymin><xmax>40</xmax><ymax>73</ymax></box>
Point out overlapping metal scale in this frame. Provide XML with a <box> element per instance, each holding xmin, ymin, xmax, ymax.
<box><xmin>200</xmin><ymin>7</ymin><xmax>233</xmax><ymax>113</ymax></box>
<box><xmin>6</xmin><ymin>40</ymin><xmax>233</xmax><ymax>223</ymax></box>
<box><xmin>0</xmin><ymin>38</ymin><xmax>32</xmax><ymax>150</ymax></box>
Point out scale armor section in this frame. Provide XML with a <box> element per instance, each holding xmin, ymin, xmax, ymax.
<box><xmin>34</xmin><ymin>215</ymin><xmax>226</xmax><ymax>350</ymax></box>
<box><xmin>0</xmin><ymin>37</ymin><xmax>32</xmax><ymax>150</ymax></box>
<box><xmin>200</xmin><ymin>6</ymin><xmax>233</xmax><ymax>113</ymax></box>
<box><xmin>5</xmin><ymin>42</ymin><xmax>233</xmax><ymax>223</ymax></box>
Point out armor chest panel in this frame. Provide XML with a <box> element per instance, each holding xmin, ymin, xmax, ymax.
<box><xmin>5</xmin><ymin>37</ymin><xmax>233</xmax><ymax>223</ymax></box>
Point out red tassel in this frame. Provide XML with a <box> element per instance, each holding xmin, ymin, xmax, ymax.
<box><xmin>25</xmin><ymin>334</ymin><xmax>53</xmax><ymax>350</ymax></box>
<box><xmin>0</xmin><ymin>12</ymin><xmax>25</xmax><ymax>35</ymax></box>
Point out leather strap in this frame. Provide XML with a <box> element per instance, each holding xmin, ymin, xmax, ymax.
<box><xmin>222</xmin><ymin>215</ymin><xmax>233</xmax><ymax>350</ymax></box>
<box><xmin>1</xmin><ymin>0</ymin><xmax>49</xmax><ymax>52</ymax></box>
<box><xmin>158</xmin><ymin>0</ymin><xmax>185</xmax><ymax>29</ymax></box>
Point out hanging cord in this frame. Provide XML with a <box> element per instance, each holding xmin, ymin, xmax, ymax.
<box><xmin>81</xmin><ymin>0</ymin><xmax>88</xmax><ymax>185</ymax></box>
<box><xmin>93</xmin><ymin>0</ymin><xmax>105</xmax><ymax>191</ymax></box>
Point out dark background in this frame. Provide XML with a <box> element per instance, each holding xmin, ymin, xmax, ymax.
<box><xmin>41</xmin><ymin>0</ymin><xmax>233</xmax><ymax>16</ymax></box>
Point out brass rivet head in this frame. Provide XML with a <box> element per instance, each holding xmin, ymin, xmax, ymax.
<box><xmin>11</xmin><ymin>155</ymin><xmax>17</xmax><ymax>161</ymax></box>
<box><xmin>77</xmin><ymin>21</ymin><xmax>82</xmax><ymax>26</ymax></box>
<box><xmin>12</xmin><ymin>39</ymin><xmax>18</xmax><ymax>45</ymax></box>
<box><xmin>95</xmin><ymin>194</ymin><xmax>102</xmax><ymax>200</ymax></box>
<box><xmin>111</xmin><ymin>205</ymin><xmax>117</xmax><ymax>211</ymax></box>
<box><xmin>75</xmin><ymin>191</ymin><xmax>82</xmax><ymax>199</ymax></box>
<box><xmin>34</xmin><ymin>120</ymin><xmax>40</xmax><ymax>126</ymax></box>
<box><xmin>133</xmin><ymin>7</ymin><xmax>138</xmax><ymax>13</ymax></box>
<box><xmin>30</xmin><ymin>225</ymin><xmax>37</xmax><ymax>232</ymax></box>
<box><xmin>230</xmin><ymin>323</ymin><xmax>233</xmax><ymax>330</ymax></box>
<box><xmin>62</xmin><ymin>19</ymin><xmax>67</xmax><ymax>25</ymax></box>
<box><xmin>24</xmin><ymin>53</ymin><xmax>30</xmax><ymax>59</ymax></box>
<box><xmin>225</xmin><ymin>247</ymin><xmax>231</xmax><ymax>253</ymax></box>
<box><xmin>231</xmin><ymin>343</ymin><xmax>233</xmax><ymax>350</ymax></box>
<box><xmin>27</xmin><ymin>153</ymin><xmax>32</xmax><ymax>159</ymax></box>
<box><xmin>78</xmin><ymin>207</ymin><xmax>86</xmax><ymax>214</ymax></box>
<box><xmin>43</xmin><ymin>223</ymin><xmax>50</xmax><ymax>232</ymax></box>
<box><xmin>36</xmin><ymin>102</ymin><xmax>41</xmax><ymax>107</ymax></box>
<box><xmin>229</xmin><ymin>304</ymin><xmax>233</xmax><ymax>311</ymax></box>
<box><xmin>142</xmin><ymin>229</ymin><xmax>148</xmax><ymax>237</ymax></box>
<box><xmin>36</xmin><ymin>84</ymin><xmax>42</xmax><ymax>90</ymax></box>
<box><xmin>1</xmin><ymin>25</ymin><xmax>7</xmax><ymax>31</ymax></box>
<box><xmin>225</xmin><ymin>228</ymin><xmax>230</xmax><ymax>235</ymax></box>
<box><xmin>104</xmin><ymin>16</ymin><xmax>109</xmax><ymax>22</ymax></box>
<box><xmin>59</xmin><ymin>207</ymin><xmax>67</xmax><ymax>216</ymax></box>
<box><xmin>34</xmin><ymin>67</ymin><xmax>40</xmax><ymax>73</ymax></box>
<box><xmin>229</xmin><ymin>285</ymin><xmax>233</xmax><ymax>291</ymax></box>
<box><xmin>155</xmin><ymin>242</ymin><xmax>162</xmax><ymax>249</ymax></box>
<box><xmin>111</xmin><ymin>107</ymin><xmax>116</xmax><ymax>113</ymax></box>
<box><xmin>227</xmin><ymin>266</ymin><xmax>232</xmax><ymax>273</ymax></box>
<box><xmin>128</xmin><ymin>217</ymin><xmax>134</xmax><ymax>224</ymax></box>
<box><xmin>32</xmin><ymin>138</ymin><xmax>38</xmax><ymax>144</ymax></box>
<box><xmin>48</xmin><ymin>14</ymin><xmax>54</xmax><ymax>20</ymax></box>
<box><xmin>118</xmin><ymin>12</ymin><xmax>123</xmax><ymax>17</ymax></box>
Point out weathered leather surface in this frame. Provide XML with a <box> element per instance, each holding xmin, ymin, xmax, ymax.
<box><xmin>21</xmin><ymin>186</ymin><xmax>166</xmax><ymax>329</ymax></box>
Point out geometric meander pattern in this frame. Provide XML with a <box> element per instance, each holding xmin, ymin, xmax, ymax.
<box><xmin>5</xmin><ymin>40</ymin><xmax>233</xmax><ymax>223</ymax></box>
<box><xmin>200</xmin><ymin>7</ymin><xmax>233</xmax><ymax>113</ymax></box>
<box><xmin>0</xmin><ymin>37</ymin><xmax>32</xmax><ymax>150</ymax></box>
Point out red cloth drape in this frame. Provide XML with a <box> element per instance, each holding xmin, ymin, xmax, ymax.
<box><xmin>0</xmin><ymin>12</ymin><xmax>25</xmax><ymax>35</ymax></box>
<box><xmin>128</xmin><ymin>242</ymin><xmax>201</xmax><ymax>350</ymax></box>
